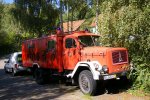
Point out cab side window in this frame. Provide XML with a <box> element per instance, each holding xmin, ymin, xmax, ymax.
<box><xmin>48</xmin><ymin>40</ymin><xmax>56</xmax><ymax>50</ymax></box>
<box><xmin>65</xmin><ymin>38</ymin><xmax>76</xmax><ymax>48</ymax></box>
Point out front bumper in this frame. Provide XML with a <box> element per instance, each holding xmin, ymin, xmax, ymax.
<box><xmin>99</xmin><ymin>71</ymin><xmax>128</xmax><ymax>80</ymax></box>
<box><xmin>16</xmin><ymin>66</ymin><xmax>26</xmax><ymax>71</ymax></box>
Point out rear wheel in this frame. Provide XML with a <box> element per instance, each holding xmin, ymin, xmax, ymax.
<box><xmin>78</xmin><ymin>70</ymin><xmax>97</xmax><ymax>95</ymax></box>
<box><xmin>34</xmin><ymin>68</ymin><xmax>49</xmax><ymax>85</ymax></box>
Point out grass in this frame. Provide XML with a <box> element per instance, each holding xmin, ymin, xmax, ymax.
<box><xmin>82</xmin><ymin>94</ymin><xmax>93</xmax><ymax>100</ymax></box>
<box><xmin>127</xmin><ymin>89</ymin><xmax>150</xmax><ymax>97</ymax></box>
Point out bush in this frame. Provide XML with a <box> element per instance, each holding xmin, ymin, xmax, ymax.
<box><xmin>98</xmin><ymin>0</ymin><xmax>150</xmax><ymax>94</ymax></box>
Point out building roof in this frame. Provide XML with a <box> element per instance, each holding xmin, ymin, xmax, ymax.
<box><xmin>90</xmin><ymin>18</ymin><xmax>96</xmax><ymax>27</ymax></box>
<box><xmin>90</xmin><ymin>14</ymin><xmax>102</xmax><ymax>27</ymax></box>
<box><xmin>63</xmin><ymin>20</ymin><xmax>85</xmax><ymax>33</ymax></box>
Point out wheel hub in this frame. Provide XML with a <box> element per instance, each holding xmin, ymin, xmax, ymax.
<box><xmin>80</xmin><ymin>74</ymin><xmax>90</xmax><ymax>92</ymax></box>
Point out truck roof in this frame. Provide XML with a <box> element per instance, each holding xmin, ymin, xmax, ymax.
<box><xmin>22</xmin><ymin>31</ymin><xmax>100</xmax><ymax>42</ymax></box>
<box><xmin>67</xmin><ymin>31</ymin><xmax>100</xmax><ymax>37</ymax></box>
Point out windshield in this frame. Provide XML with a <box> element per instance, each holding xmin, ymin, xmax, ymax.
<box><xmin>78</xmin><ymin>36</ymin><xmax>100</xmax><ymax>47</ymax></box>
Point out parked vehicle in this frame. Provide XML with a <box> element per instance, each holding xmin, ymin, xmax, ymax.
<box><xmin>22</xmin><ymin>30</ymin><xmax>130</xmax><ymax>95</ymax></box>
<box><xmin>4</xmin><ymin>52</ymin><xmax>25</xmax><ymax>76</ymax></box>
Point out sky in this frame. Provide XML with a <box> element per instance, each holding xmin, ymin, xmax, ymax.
<box><xmin>3</xmin><ymin>0</ymin><xmax>14</xmax><ymax>4</ymax></box>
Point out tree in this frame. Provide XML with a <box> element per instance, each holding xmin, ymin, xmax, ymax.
<box><xmin>98</xmin><ymin>0</ymin><xmax>150</xmax><ymax>93</ymax></box>
<box><xmin>0</xmin><ymin>1</ymin><xmax>6</xmax><ymax>47</ymax></box>
<box><xmin>0</xmin><ymin>1</ymin><xmax>14</xmax><ymax>56</ymax></box>
<box><xmin>63</xmin><ymin>0</ymin><xmax>95</xmax><ymax>21</ymax></box>
<box><xmin>12</xmin><ymin>0</ymin><xmax>59</xmax><ymax>37</ymax></box>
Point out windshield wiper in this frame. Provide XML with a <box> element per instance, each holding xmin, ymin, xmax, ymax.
<box><xmin>90</xmin><ymin>36</ymin><xmax>96</xmax><ymax>46</ymax></box>
<box><xmin>78</xmin><ymin>40</ymin><xmax>87</xmax><ymax>47</ymax></box>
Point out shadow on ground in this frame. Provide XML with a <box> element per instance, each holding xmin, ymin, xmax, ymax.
<box><xmin>0</xmin><ymin>68</ymin><xmax>79</xmax><ymax>100</ymax></box>
<box><xmin>105</xmin><ymin>78</ymin><xmax>131</xmax><ymax>94</ymax></box>
<box><xmin>0</xmin><ymin>69</ymin><xmax>132</xmax><ymax>99</ymax></box>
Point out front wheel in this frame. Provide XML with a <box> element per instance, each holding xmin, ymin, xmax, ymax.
<box><xmin>12</xmin><ymin>68</ymin><xmax>17</xmax><ymax>76</ymax></box>
<box><xmin>78</xmin><ymin>70</ymin><xmax>97</xmax><ymax>95</ymax></box>
<box><xmin>4</xmin><ymin>67</ymin><xmax>8</xmax><ymax>73</ymax></box>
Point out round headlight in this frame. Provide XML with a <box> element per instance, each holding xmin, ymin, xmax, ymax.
<box><xmin>102</xmin><ymin>65</ymin><xmax>108</xmax><ymax>73</ymax></box>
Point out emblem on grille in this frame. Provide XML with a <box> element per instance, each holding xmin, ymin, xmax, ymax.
<box><xmin>119</xmin><ymin>52</ymin><xmax>123</xmax><ymax>62</ymax></box>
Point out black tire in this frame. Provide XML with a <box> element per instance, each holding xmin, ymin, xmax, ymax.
<box><xmin>4</xmin><ymin>67</ymin><xmax>8</xmax><ymax>73</ymax></box>
<box><xmin>34</xmin><ymin>68</ymin><xmax>48</xmax><ymax>85</ymax></box>
<box><xmin>120</xmin><ymin>76</ymin><xmax>129</xmax><ymax>85</ymax></box>
<box><xmin>12</xmin><ymin>68</ymin><xmax>17</xmax><ymax>76</ymax></box>
<box><xmin>78</xmin><ymin>70</ymin><xmax>97</xmax><ymax>95</ymax></box>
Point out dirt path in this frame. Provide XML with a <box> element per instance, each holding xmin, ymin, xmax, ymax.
<box><xmin>0</xmin><ymin>58</ymin><xmax>149</xmax><ymax>100</ymax></box>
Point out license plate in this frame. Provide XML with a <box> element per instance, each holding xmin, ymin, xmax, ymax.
<box><xmin>104</xmin><ymin>74</ymin><xmax>116</xmax><ymax>80</ymax></box>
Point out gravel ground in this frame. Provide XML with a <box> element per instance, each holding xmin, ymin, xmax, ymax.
<box><xmin>0</xmin><ymin>58</ymin><xmax>149</xmax><ymax>100</ymax></box>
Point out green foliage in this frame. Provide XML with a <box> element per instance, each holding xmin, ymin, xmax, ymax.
<box><xmin>12</xmin><ymin>0</ymin><xmax>59</xmax><ymax>37</ymax></box>
<box><xmin>130</xmin><ymin>56</ymin><xmax>150</xmax><ymax>93</ymax></box>
<box><xmin>0</xmin><ymin>1</ymin><xmax>3</xmax><ymax>28</ymax></box>
<box><xmin>0</xmin><ymin>1</ymin><xmax>60</xmax><ymax>56</ymax></box>
<box><xmin>98</xmin><ymin>0</ymin><xmax>150</xmax><ymax>94</ymax></box>
<box><xmin>62</xmin><ymin>0</ymin><xmax>96</xmax><ymax>22</ymax></box>
<box><xmin>0</xmin><ymin>3</ymin><xmax>37</xmax><ymax>56</ymax></box>
<box><xmin>0</xmin><ymin>1</ymin><xmax>8</xmax><ymax>56</ymax></box>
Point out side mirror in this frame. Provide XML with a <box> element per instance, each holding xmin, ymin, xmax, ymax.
<box><xmin>80</xmin><ymin>45</ymin><xmax>84</xmax><ymax>50</ymax></box>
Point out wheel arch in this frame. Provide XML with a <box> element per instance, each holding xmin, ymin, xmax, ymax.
<box><xmin>32</xmin><ymin>63</ymin><xmax>40</xmax><ymax>73</ymax></box>
<box><xmin>32</xmin><ymin>63</ymin><xmax>40</xmax><ymax>68</ymax></box>
<box><xmin>67</xmin><ymin>61</ymin><xmax>102</xmax><ymax>81</ymax></box>
<box><xmin>73</xmin><ymin>65</ymin><xmax>90</xmax><ymax>84</ymax></box>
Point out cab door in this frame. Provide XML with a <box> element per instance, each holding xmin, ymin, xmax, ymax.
<box><xmin>63</xmin><ymin>38</ymin><xmax>80</xmax><ymax>70</ymax></box>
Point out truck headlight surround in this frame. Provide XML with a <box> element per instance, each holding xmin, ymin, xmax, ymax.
<box><xmin>93</xmin><ymin>63</ymin><xmax>101</xmax><ymax>71</ymax></box>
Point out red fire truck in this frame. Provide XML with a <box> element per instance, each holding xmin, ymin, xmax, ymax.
<box><xmin>22</xmin><ymin>30</ymin><xmax>130</xmax><ymax>95</ymax></box>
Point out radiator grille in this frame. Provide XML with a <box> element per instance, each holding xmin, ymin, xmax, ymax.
<box><xmin>112</xmin><ymin>50</ymin><xmax>127</xmax><ymax>64</ymax></box>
